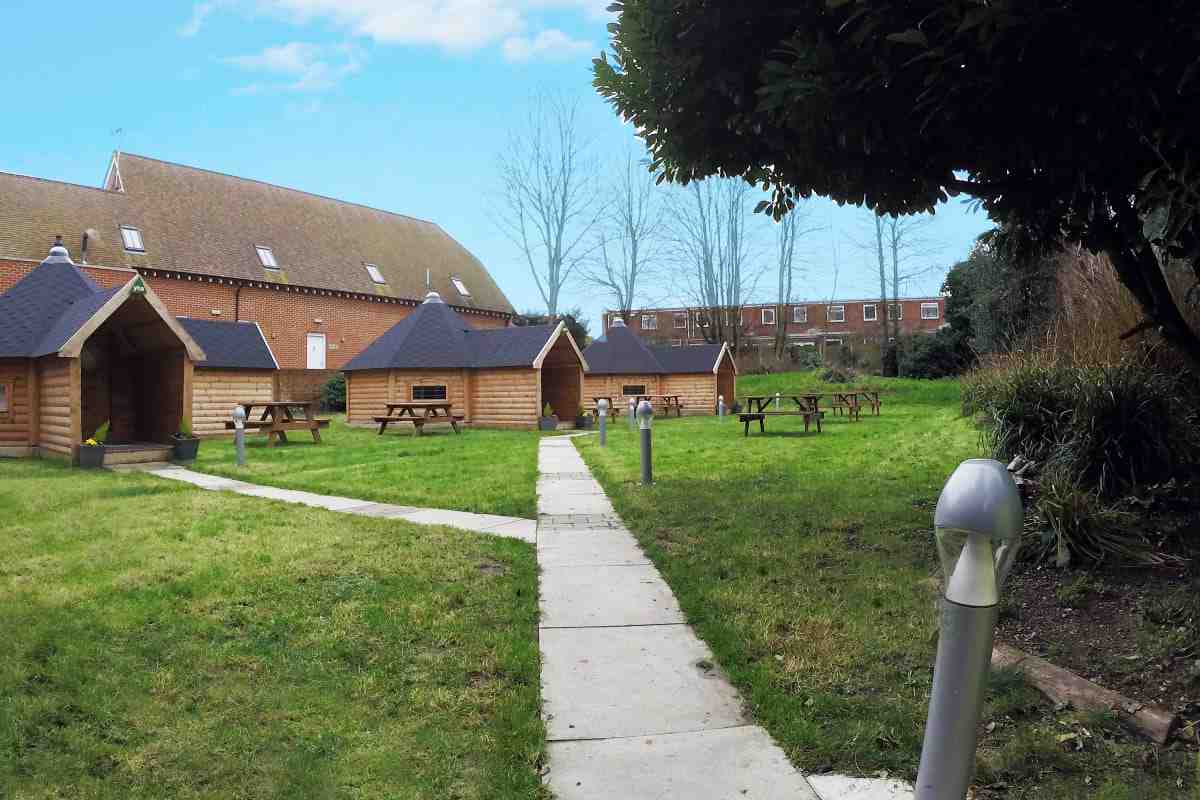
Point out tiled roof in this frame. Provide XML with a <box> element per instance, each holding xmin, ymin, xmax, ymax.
<box><xmin>344</xmin><ymin>293</ymin><xmax>558</xmax><ymax>371</ymax></box>
<box><xmin>0</xmin><ymin>152</ymin><xmax>514</xmax><ymax>314</ymax></box>
<box><xmin>0</xmin><ymin>252</ymin><xmax>116</xmax><ymax>357</ymax></box>
<box><xmin>177</xmin><ymin>318</ymin><xmax>277</xmax><ymax>370</ymax></box>
<box><xmin>650</xmin><ymin>344</ymin><xmax>726</xmax><ymax>374</ymax></box>
<box><xmin>583</xmin><ymin>322</ymin><xmax>726</xmax><ymax>375</ymax></box>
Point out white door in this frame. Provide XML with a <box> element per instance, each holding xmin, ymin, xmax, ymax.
<box><xmin>306</xmin><ymin>333</ymin><xmax>327</xmax><ymax>369</ymax></box>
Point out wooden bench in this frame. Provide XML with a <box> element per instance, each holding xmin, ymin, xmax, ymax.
<box><xmin>374</xmin><ymin>414</ymin><xmax>464</xmax><ymax>436</ymax></box>
<box><xmin>738</xmin><ymin>410</ymin><xmax>823</xmax><ymax>437</ymax></box>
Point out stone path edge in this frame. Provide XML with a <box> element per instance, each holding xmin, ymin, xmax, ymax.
<box><xmin>138</xmin><ymin>465</ymin><xmax>537</xmax><ymax>543</ymax></box>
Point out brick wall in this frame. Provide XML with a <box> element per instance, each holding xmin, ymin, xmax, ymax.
<box><xmin>608</xmin><ymin>297</ymin><xmax>947</xmax><ymax>345</ymax></box>
<box><xmin>0</xmin><ymin>258</ymin><xmax>510</xmax><ymax>371</ymax></box>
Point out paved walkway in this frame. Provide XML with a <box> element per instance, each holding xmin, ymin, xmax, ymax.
<box><xmin>536</xmin><ymin>435</ymin><xmax>822</xmax><ymax>799</ymax></box>
<box><xmin>143</xmin><ymin>465</ymin><xmax>536</xmax><ymax>542</ymax></box>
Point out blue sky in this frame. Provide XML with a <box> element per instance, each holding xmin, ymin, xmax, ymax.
<box><xmin>2</xmin><ymin>1</ymin><xmax>993</xmax><ymax>331</ymax></box>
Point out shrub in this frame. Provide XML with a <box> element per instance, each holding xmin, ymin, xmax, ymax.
<box><xmin>821</xmin><ymin>366</ymin><xmax>855</xmax><ymax>384</ymax></box>
<box><xmin>92</xmin><ymin>421</ymin><xmax>110</xmax><ymax>442</ymax></box>
<box><xmin>321</xmin><ymin>373</ymin><xmax>346</xmax><ymax>412</ymax></box>
<box><xmin>962</xmin><ymin>356</ymin><xmax>1199</xmax><ymax>498</ymax></box>
<box><xmin>542</xmin><ymin>402</ymin><xmax>555</xmax><ymax>418</ymax></box>
<box><xmin>1033</xmin><ymin>468</ymin><xmax>1179</xmax><ymax>567</ymax></box>
<box><xmin>790</xmin><ymin>346</ymin><xmax>822</xmax><ymax>370</ymax></box>
<box><xmin>897</xmin><ymin>330</ymin><xmax>968</xmax><ymax>379</ymax></box>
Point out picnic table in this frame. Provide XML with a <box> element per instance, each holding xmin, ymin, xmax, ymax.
<box><xmin>852</xmin><ymin>388</ymin><xmax>883</xmax><ymax>416</ymax></box>
<box><xmin>225</xmin><ymin>399</ymin><xmax>330</xmax><ymax>446</ymax></box>
<box><xmin>736</xmin><ymin>395</ymin><xmax>824</xmax><ymax>436</ymax></box>
<box><xmin>587</xmin><ymin>396</ymin><xmax>624</xmax><ymax>419</ymax></box>
<box><xmin>374</xmin><ymin>401</ymin><xmax>463</xmax><ymax>436</ymax></box>
<box><xmin>635</xmin><ymin>394</ymin><xmax>685</xmax><ymax>417</ymax></box>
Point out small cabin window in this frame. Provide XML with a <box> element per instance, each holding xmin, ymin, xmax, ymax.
<box><xmin>0</xmin><ymin>381</ymin><xmax>11</xmax><ymax>416</ymax></box>
<box><xmin>413</xmin><ymin>385</ymin><xmax>447</xmax><ymax>401</ymax></box>
<box><xmin>120</xmin><ymin>225</ymin><xmax>145</xmax><ymax>252</ymax></box>
<box><xmin>622</xmin><ymin>384</ymin><xmax>646</xmax><ymax>396</ymax></box>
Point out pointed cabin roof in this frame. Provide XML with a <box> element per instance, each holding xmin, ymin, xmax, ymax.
<box><xmin>344</xmin><ymin>292</ymin><xmax>584</xmax><ymax>371</ymax></box>
<box><xmin>0</xmin><ymin>242</ymin><xmax>204</xmax><ymax>361</ymax></box>
<box><xmin>583</xmin><ymin>319</ymin><xmax>732</xmax><ymax>375</ymax></box>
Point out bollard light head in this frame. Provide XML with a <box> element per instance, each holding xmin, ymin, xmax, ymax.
<box><xmin>597</xmin><ymin>398</ymin><xmax>609</xmax><ymax>416</ymax></box>
<box><xmin>232</xmin><ymin>405</ymin><xmax>247</xmax><ymax>425</ymax></box>
<box><xmin>934</xmin><ymin>459</ymin><xmax>1023</xmax><ymax>607</ymax></box>
<box><xmin>637</xmin><ymin>400</ymin><xmax>653</xmax><ymax>429</ymax></box>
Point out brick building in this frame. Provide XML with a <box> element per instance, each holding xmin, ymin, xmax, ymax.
<box><xmin>0</xmin><ymin>152</ymin><xmax>516</xmax><ymax>398</ymax></box>
<box><xmin>603</xmin><ymin>297</ymin><xmax>946</xmax><ymax>355</ymax></box>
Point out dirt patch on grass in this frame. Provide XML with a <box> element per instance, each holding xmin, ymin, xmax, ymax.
<box><xmin>477</xmin><ymin>560</ymin><xmax>508</xmax><ymax>577</ymax></box>
<box><xmin>998</xmin><ymin>563</ymin><xmax>1200</xmax><ymax>737</ymax></box>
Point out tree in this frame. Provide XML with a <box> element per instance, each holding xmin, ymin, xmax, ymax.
<box><xmin>866</xmin><ymin>213</ymin><xmax>939</xmax><ymax>375</ymax></box>
<box><xmin>772</xmin><ymin>205</ymin><xmax>819</xmax><ymax>358</ymax></box>
<box><xmin>581</xmin><ymin>149</ymin><xmax>665</xmax><ymax>321</ymax></box>
<box><xmin>672</xmin><ymin>178</ymin><xmax>766</xmax><ymax>350</ymax></box>
<box><xmin>514</xmin><ymin>306</ymin><xmax>591</xmax><ymax>348</ymax></box>
<box><xmin>594</xmin><ymin>2</ymin><xmax>1200</xmax><ymax>369</ymax></box>
<box><xmin>496</xmin><ymin>92</ymin><xmax>600</xmax><ymax>316</ymax></box>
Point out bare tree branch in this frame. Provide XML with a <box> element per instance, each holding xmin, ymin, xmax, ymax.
<box><xmin>494</xmin><ymin>91</ymin><xmax>603</xmax><ymax>315</ymax></box>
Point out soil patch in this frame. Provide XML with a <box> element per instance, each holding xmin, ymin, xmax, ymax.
<box><xmin>998</xmin><ymin>562</ymin><xmax>1200</xmax><ymax>738</ymax></box>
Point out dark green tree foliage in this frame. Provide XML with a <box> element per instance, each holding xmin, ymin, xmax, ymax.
<box><xmin>944</xmin><ymin>228</ymin><xmax>1058</xmax><ymax>355</ymax></box>
<box><xmin>321</xmin><ymin>373</ymin><xmax>346</xmax><ymax>412</ymax></box>
<box><xmin>515</xmin><ymin>307</ymin><xmax>592</xmax><ymax>347</ymax></box>
<box><xmin>595</xmin><ymin>2</ymin><xmax>1200</xmax><ymax>367</ymax></box>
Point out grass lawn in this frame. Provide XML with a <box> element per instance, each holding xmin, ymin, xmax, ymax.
<box><xmin>192</xmin><ymin>416</ymin><xmax>540</xmax><ymax>519</ymax></box>
<box><xmin>575</xmin><ymin>374</ymin><xmax>1195</xmax><ymax>799</ymax></box>
<box><xmin>0</xmin><ymin>459</ymin><xmax>545</xmax><ymax>799</ymax></box>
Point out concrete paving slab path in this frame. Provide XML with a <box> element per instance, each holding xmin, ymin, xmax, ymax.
<box><xmin>141</xmin><ymin>465</ymin><xmax>536</xmax><ymax>542</ymax></box>
<box><xmin>535</xmin><ymin>434</ymin><xmax>914</xmax><ymax>800</ymax></box>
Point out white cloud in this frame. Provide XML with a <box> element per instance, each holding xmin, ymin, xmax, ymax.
<box><xmin>502</xmin><ymin>29</ymin><xmax>593</xmax><ymax>63</ymax></box>
<box><xmin>188</xmin><ymin>1</ymin><xmax>611</xmax><ymax>59</ymax></box>
<box><xmin>179</xmin><ymin>2</ymin><xmax>216</xmax><ymax>37</ymax></box>
<box><xmin>225</xmin><ymin>42</ymin><xmax>364</xmax><ymax>93</ymax></box>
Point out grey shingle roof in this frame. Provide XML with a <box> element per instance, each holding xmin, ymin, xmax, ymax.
<box><xmin>0</xmin><ymin>252</ymin><xmax>117</xmax><ymax>357</ymax></box>
<box><xmin>583</xmin><ymin>323</ymin><xmax>725</xmax><ymax>374</ymax></box>
<box><xmin>344</xmin><ymin>294</ymin><xmax>559</xmax><ymax>371</ymax></box>
<box><xmin>177</xmin><ymin>318</ymin><xmax>277</xmax><ymax>370</ymax></box>
<box><xmin>649</xmin><ymin>344</ymin><xmax>725</xmax><ymax>374</ymax></box>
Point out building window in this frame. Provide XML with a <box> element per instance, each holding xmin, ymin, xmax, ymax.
<box><xmin>412</xmin><ymin>385</ymin><xmax>447</xmax><ymax>401</ymax></box>
<box><xmin>451</xmin><ymin>277</ymin><xmax>471</xmax><ymax>297</ymax></box>
<box><xmin>825</xmin><ymin>337</ymin><xmax>843</xmax><ymax>346</ymax></box>
<box><xmin>921</xmin><ymin>302</ymin><xmax>940</xmax><ymax>320</ymax></box>
<box><xmin>761</xmin><ymin>308</ymin><xmax>776</xmax><ymax>325</ymax></box>
<box><xmin>888</xmin><ymin>303</ymin><xmax>903</xmax><ymax>320</ymax></box>
<box><xmin>696</xmin><ymin>313</ymin><xmax>710</xmax><ymax>328</ymax></box>
<box><xmin>256</xmin><ymin>246</ymin><xmax>279</xmax><ymax>269</ymax></box>
<box><xmin>119</xmin><ymin>225</ymin><xmax>144</xmax><ymax>253</ymax></box>
<box><xmin>641</xmin><ymin>314</ymin><xmax>658</xmax><ymax>330</ymax></box>
<box><xmin>671</xmin><ymin>338</ymin><xmax>683</xmax><ymax>347</ymax></box>
<box><xmin>827</xmin><ymin>305</ymin><xmax>845</xmax><ymax>323</ymax></box>
<box><xmin>622</xmin><ymin>384</ymin><xmax>646</xmax><ymax>396</ymax></box>
<box><xmin>674</xmin><ymin>313</ymin><xmax>687</xmax><ymax>329</ymax></box>
<box><xmin>365</xmin><ymin>263</ymin><xmax>386</xmax><ymax>284</ymax></box>
<box><xmin>0</xmin><ymin>381</ymin><xmax>10</xmax><ymax>416</ymax></box>
<box><xmin>863</xmin><ymin>304</ymin><xmax>877</xmax><ymax>321</ymax></box>
<box><xmin>793</xmin><ymin>306</ymin><xmax>807</xmax><ymax>323</ymax></box>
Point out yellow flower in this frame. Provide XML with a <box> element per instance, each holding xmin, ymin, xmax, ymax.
<box><xmin>84</xmin><ymin>438</ymin><xmax>99</xmax><ymax>447</ymax></box>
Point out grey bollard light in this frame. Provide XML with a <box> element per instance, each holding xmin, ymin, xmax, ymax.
<box><xmin>718</xmin><ymin>394</ymin><xmax>726</xmax><ymax>418</ymax></box>
<box><xmin>232</xmin><ymin>405</ymin><xmax>248</xmax><ymax>466</ymax></box>
<box><xmin>637</xmin><ymin>400</ymin><xmax>653</xmax><ymax>485</ymax></box>
<box><xmin>597</xmin><ymin>398</ymin><xmax>609</xmax><ymax>447</ymax></box>
<box><xmin>628</xmin><ymin>398</ymin><xmax>637</xmax><ymax>431</ymax></box>
<box><xmin>774</xmin><ymin>391</ymin><xmax>781</xmax><ymax>410</ymax></box>
<box><xmin>916</xmin><ymin>459</ymin><xmax>1023</xmax><ymax>800</ymax></box>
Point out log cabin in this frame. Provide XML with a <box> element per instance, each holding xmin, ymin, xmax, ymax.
<box><xmin>582</xmin><ymin>318</ymin><xmax>736</xmax><ymax>414</ymax></box>
<box><xmin>343</xmin><ymin>291</ymin><xmax>587</xmax><ymax>429</ymax></box>
<box><xmin>176</xmin><ymin>317</ymin><xmax>280</xmax><ymax>437</ymax></box>
<box><xmin>0</xmin><ymin>240</ymin><xmax>205</xmax><ymax>463</ymax></box>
